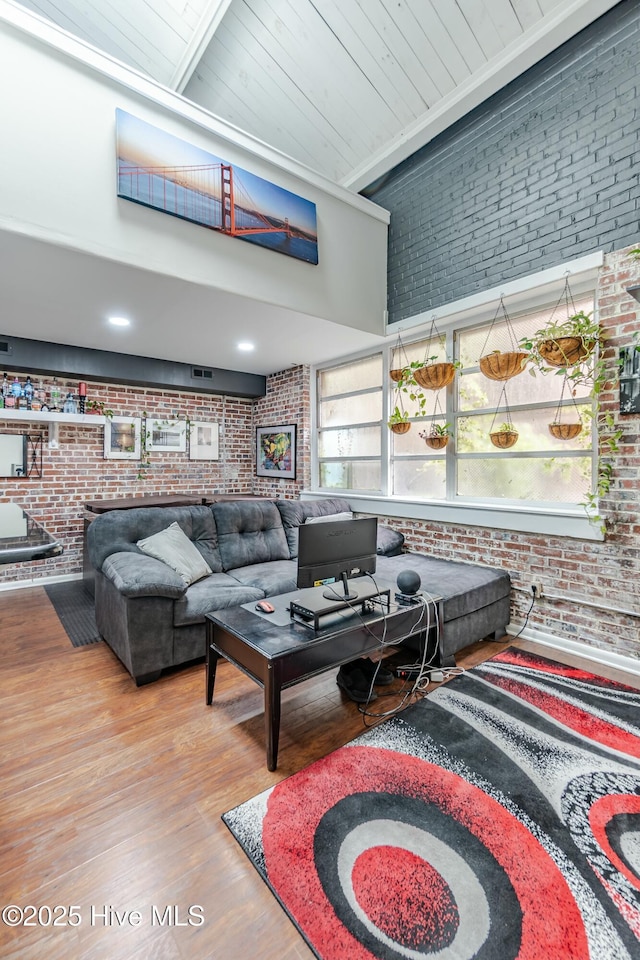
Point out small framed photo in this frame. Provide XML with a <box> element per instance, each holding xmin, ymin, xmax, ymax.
<box><xmin>104</xmin><ymin>417</ymin><xmax>142</xmax><ymax>460</ymax></box>
<box><xmin>146</xmin><ymin>418</ymin><xmax>187</xmax><ymax>452</ymax></box>
<box><xmin>189</xmin><ymin>421</ymin><xmax>219</xmax><ymax>460</ymax></box>
<box><xmin>256</xmin><ymin>424</ymin><xmax>296</xmax><ymax>479</ymax></box>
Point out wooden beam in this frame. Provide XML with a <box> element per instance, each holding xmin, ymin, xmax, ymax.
<box><xmin>169</xmin><ymin>0</ymin><xmax>234</xmax><ymax>93</ymax></box>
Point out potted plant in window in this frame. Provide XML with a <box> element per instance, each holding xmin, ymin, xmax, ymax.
<box><xmin>388</xmin><ymin>405</ymin><xmax>411</xmax><ymax>434</ymax></box>
<box><xmin>419</xmin><ymin>422</ymin><xmax>451</xmax><ymax>449</ymax></box>
<box><xmin>490</xmin><ymin>422</ymin><xmax>519</xmax><ymax>448</ymax></box>
<box><xmin>521</xmin><ymin>309</ymin><xmax>599</xmax><ymax>369</ymax></box>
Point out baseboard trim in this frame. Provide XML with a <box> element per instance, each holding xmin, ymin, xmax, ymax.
<box><xmin>0</xmin><ymin>573</ymin><xmax>82</xmax><ymax>592</ymax></box>
<box><xmin>506</xmin><ymin>623</ymin><xmax>640</xmax><ymax>679</ymax></box>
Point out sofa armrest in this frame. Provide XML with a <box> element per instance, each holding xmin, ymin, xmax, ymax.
<box><xmin>102</xmin><ymin>551</ymin><xmax>187</xmax><ymax>599</ymax></box>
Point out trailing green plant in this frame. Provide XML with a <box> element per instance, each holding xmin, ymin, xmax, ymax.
<box><xmin>387</xmin><ymin>405</ymin><xmax>410</xmax><ymax>426</ymax></box>
<box><xmin>86</xmin><ymin>399</ymin><xmax>114</xmax><ymax>418</ymax></box>
<box><xmin>428</xmin><ymin>421</ymin><xmax>451</xmax><ymax>437</ymax></box>
<box><xmin>494</xmin><ymin>422</ymin><xmax>516</xmax><ymax>433</ymax></box>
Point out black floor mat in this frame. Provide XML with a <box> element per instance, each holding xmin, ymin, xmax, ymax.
<box><xmin>44</xmin><ymin>580</ymin><xmax>102</xmax><ymax>647</ymax></box>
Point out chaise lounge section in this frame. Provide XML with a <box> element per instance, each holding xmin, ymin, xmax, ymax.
<box><xmin>86</xmin><ymin>496</ymin><xmax>511</xmax><ymax>684</ymax></box>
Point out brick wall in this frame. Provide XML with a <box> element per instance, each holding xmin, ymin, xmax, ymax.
<box><xmin>370</xmin><ymin>0</ymin><xmax>640</xmax><ymax>324</ymax></box>
<box><xmin>1</xmin><ymin>366</ymin><xmax>313</xmax><ymax>585</ymax></box>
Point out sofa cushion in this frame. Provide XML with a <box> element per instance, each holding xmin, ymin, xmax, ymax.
<box><xmin>102</xmin><ymin>551</ymin><xmax>187</xmax><ymax>599</ymax></box>
<box><xmin>275</xmin><ymin>497</ymin><xmax>353</xmax><ymax>557</ymax></box>
<box><xmin>212</xmin><ymin>500</ymin><xmax>290</xmax><ymax>570</ymax></box>
<box><xmin>137</xmin><ymin>522</ymin><xmax>212</xmax><ymax>586</ymax></box>
<box><xmin>173</xmin><ymin>574</ymin><xmax>265</xmax><ymax>626</ymax></box>
<box><xmin>376</xmin><ymin>524</ymin><xmax>405</xmax><ymax>557</ymax></box>
<box><xmin>305</xmin><ymin>511</ymin><xmax>353</xmax><ymax>524</ymax></box>
<box><xmin>376</xmin><ymin>553</ymin><xmax>511</xmax><ymax>622</ymax></box>
<box><xmin>226</xmin><ymin>559</ymin><xmax>298</xmax><ymax>597</ymax></box>
<box><xmin>87</xmin><ymin>505</ymin><xmax>223</xmax><ymax>572</ymax></box>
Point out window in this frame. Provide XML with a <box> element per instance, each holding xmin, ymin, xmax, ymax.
<box><xmin>313</xmin><ymin>287</ymin><xmax>597</xmax><ymax>532</ymax></box>
<box><xmin>316</xmin><ymin>354</ymin><xmax>383</xmax><ymax>492</ymax></box>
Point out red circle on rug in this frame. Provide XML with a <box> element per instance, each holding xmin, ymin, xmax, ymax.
<box><xmin>263</xmin><ymin>746</ymin><xmax>589</xmax><ymax>959</ymax></box>
<box><xmin>589</xmin><ymin>793</ymin><xmax>640</xmax><ymax>890</ymax></box>
<box><xmin>352</xmin><ymin>845</ymin><xmax>458</xmax><ymax>949</ymax></box>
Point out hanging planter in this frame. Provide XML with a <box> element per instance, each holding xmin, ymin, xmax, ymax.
<box><xmin>489</xmin><ymin>384</ymin><xmax>519</xmax><ymax>448</ymax></box>
<box><xmin>478</xmin><ymin>296</ymin><xmax>528</xmax><ymax>381</ymax></box>
<box><xmin>407</xmin><ymin>316</ymin><xmax>461</xmax><ymax>392</ymax></box>
<box><xmin>490</xmin><ymin>425</ymin><xmax>519</xmax><ymax>448</ymax></box>
<box><xmin>418</xmin><ymin>395</ymin><xmax>451</xmax><ymax>448</ymax></box>
<box><xmin>538</xmin><ymin>333</ymin><xmax>595</xmax><ymax>368</ymax></box>
<box><xmin>421</xmin><ymin>429</ymin><xmax>449</xmax><ymax>449</ymax></box>
<box><xmin>414</xmin><ymin>362</ymin><xmax>456</xmax><ymax>390</ymax></box>
<box><xmin>519</xmin><ymin>277</ymin><xmax>599</xmax><ymax>371</ymax></box>
<box><xmin>390</xmin><ymin>330</ymin><xmax>410</xmax><ymax>382</ymax></box>
<box><xmin>479</xmin><ymin>350</ymin><xmax>528</xmax><ymax>381</ymax></box>
<box><xmin>389</xmin><ymin>419</ymin><xmax>411</xmax><ymax>434</ymax></box>
<box><xmin>549</xmin><ymin>422</ymin><xmax>582</xmax><ymax>440</ymax></box>
<box><xmin>547</xmin><ymin>374</ymin><xmax>583</xmax><ymax>440</ymax></box>
<box><xmin>388</xmin><ymin>396</ymin><xmax>411</xmax><ymax>433</ymax></box>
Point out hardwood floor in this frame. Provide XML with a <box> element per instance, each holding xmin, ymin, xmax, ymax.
<box><xmin>1</xmin><ymin>586</ymin><xmax>638</xmax><ymax>959</ymax></box>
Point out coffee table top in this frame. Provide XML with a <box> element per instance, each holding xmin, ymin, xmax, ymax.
<box><xmin>206</xmin><ymin>579</ymin><xmax>437</xmax><ymax>661</ymax></box>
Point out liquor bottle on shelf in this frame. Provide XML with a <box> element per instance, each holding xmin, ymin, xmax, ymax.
<box><xmin>10</xmin><ymin>377</ymin><xmax>22</xmax><ymax>409</ymax></box>
<box><xmin>49</xmin><ymin>378</ymin><xmax>62</xmax><ymax>411</ymax></box>
<box><xmin>1</xmin><ymin>373</ymin><xmax>9</xmax><ymax>399</ymax></box>
<box><xmin>63</xmin><ymin>392</ymin><xmax>77</xmax><ymax>414</ymax></box>
<box><xmin>3</xmin><ymin>374</ymin><xmax>16</xmax><ymax>408</ymax></box>
<box><xmin>78</xmin><ymin>381</ymin><xmax>87</xmax><ymax>415</ymax></box>
<box><xmin>23</xmin><ymin>376</ymin><xmax>34</xmax><ymax>410</ymax></box>
<box><xmin>31</xmin><ymin>379</ymin><xmax>45</xmax><ymax>412</ymax></box>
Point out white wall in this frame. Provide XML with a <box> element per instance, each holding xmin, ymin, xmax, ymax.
<box><xmin>0</xmin><ymin>9</ymin><xmax>389</xmax><ymax>336</ymax></box>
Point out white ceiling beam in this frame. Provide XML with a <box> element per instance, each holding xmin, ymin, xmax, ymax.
<box><xmin>342</xmin><ymin>0</ymin><xmax>621</xmax><ymax>193</ymax></box>
<box><xmin>168</xmin><ymin>0</ymin><xmax>233</xmax><ymax>93</ymax></box>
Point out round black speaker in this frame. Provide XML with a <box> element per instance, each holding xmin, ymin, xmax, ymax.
<box><xmin>397</xmin><ymin>569</ymin><xmax>421</xmax><ymax>596</ymax></box>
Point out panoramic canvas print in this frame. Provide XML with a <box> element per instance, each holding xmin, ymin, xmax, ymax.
<box><xmin>116</xmin><ymin>110</ymin><xmax>318</xmax><ymax>264</ymax></box>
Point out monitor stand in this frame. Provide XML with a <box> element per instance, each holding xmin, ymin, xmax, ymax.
<box><xmin>323</xmin><ymin>571</ymin><xmax>357</xmax><ymax>602</ymax></box>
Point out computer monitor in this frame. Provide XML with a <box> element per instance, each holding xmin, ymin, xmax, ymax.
<box><xmin>297</xmin><ymin>517</ymin><xmax>378</xmax><ymax>601</ymax></box>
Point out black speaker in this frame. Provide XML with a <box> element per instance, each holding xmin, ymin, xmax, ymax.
<box><xmin>396</xmin><ymin>569</ymin><xmax>421</xmax><ymax>604</ymax></box>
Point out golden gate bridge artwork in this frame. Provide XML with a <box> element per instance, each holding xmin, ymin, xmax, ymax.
<box><xmin>116</xmin><ymin>110</ymin><xmax>318</xmax><ymax>265</ymax></box>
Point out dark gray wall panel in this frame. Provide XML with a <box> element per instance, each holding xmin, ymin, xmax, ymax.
<box><xmin>367</xmin><ymin>0</ymin><xmax>640</xmax><ymax>325</ymax></box>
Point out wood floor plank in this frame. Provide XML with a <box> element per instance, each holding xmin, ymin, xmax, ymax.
<box><xmin>1</xmin><ymin>586</ymin><xmax>638</xmax><ymax>959</ymax></box>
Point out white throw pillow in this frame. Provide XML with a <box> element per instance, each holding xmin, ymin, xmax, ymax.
<box><xmin>137</xmin><ymin>521</ymin><xmax>212</xmax><ymax>586</ymax></box>
<box><xmin>305</xmin><ymin>511</ymin><xmax>353</xmax><ymax>524</ymax></box>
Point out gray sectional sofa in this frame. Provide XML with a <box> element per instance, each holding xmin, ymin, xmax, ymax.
<box><xmin>86</xmin><ymin>496</ymin><xmax>511</xmax><ymax>684</ymax></box>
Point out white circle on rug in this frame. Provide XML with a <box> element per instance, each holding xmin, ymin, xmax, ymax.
<box><xmin>338</xmin><ymin>818</ymin><xmax>491</xmax><ymax>959</ymax></box>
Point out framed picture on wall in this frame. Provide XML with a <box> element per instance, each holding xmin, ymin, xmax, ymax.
<box><xmin>146</xmin><ymin>418</ymin><xmax>187</xmax><ymax>452</ymax></box>
<box><xmin>104</xmin><ymin>416</ymin><xmax>142</xmax><ymax>460</ymax></box>
<box><xmin>256</xmin><ymin>424</ymin><xmax>296</xmax><ymax>480</ymax></box>
<box><xmin>189</xmin><ymin>421</ymin><xmax>219</xmax><ymax>460</ymax></box>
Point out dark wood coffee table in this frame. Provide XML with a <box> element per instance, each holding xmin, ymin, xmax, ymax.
<box><xmin>205</xmin><ymin>582</ymin><xmax>443</xmax><ymax>769</ymax></box>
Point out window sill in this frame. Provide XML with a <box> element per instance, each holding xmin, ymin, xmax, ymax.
<box><xmin>301</xmin><ymin>491</ymin><xmax>604</xmax><ymax>541</ymax></box>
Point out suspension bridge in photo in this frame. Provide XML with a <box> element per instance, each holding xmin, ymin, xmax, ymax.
<box><xmin>117</xmin><ymin>161</ymin><xmax>292</xmax><ymax>238</ymax></box>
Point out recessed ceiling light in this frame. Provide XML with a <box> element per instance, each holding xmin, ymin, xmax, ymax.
<box><xmin>237</xmin><ymin>341</ymin><xmax>255</xmax><ymax>351</ymax></box>
<box><xmin>108</xmin><ymin>316</ymin><xmax>130</xmax><ymax>327</ymax></box>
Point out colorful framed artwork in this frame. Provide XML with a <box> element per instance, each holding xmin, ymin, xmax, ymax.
<box><xmin>146</xmin><ymin>418</ymin><xmax>187</xmax><ymax>452</ymax></box>
<box><xmin>189</xmin><ymin>421</ymin><xmax>219</xmax><ymax>460</ymax></box>
<box><xmin>116</xmin><ymin>109</ymin><xmax>318</xmax><ymax>265</ymax></box>
<box><xmin>104</xmin><ymin>417</ymin><xmax>142</xmax><ymax>460</ymax></box>
<box><xmin>256</xmin><ymin>424</ymin><xmax>297</xmax><ymax>480</ymax></box>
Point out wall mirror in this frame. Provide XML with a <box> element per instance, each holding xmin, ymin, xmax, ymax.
<box><xmin>0</xmin><ymin>433</ymin><xmax>43</xmax><ymax>478</ymax></box>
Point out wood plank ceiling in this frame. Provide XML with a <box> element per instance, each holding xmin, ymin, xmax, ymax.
<box><xmin>12</xmin><ymin>0</ymin><xmax>621</xmax><ymax>190</ymax></box>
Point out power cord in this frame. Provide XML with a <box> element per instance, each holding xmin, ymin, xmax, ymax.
<box><xmin>510</xmin><ymin>585</ymin><xmax>537</xmax><ymax>640</ymax></box>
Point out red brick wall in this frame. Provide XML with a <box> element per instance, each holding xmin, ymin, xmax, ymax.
<box><xmin>0</xmin><ymin>382</ymin><xmax>254</xmax><ymax>583</ymax></box>
<box><xmin>252</xmin><ymin>364</ymin><xmax>311</xmax><ymax>499</ymax></box>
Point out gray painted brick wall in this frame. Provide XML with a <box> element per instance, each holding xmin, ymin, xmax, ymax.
<box><xmin>368</xmin><ymin>0</ymin><xmax>640</xmax><ymax>325</ymax></box>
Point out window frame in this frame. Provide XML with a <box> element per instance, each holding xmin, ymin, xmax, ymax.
<box><xmin>310</xmin><ymin>254</ymin><xmax>604</xmax><ymax>540</ymax></box>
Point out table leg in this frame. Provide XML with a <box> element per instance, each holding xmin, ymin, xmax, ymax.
<box><xmin>264</xmin><ymin>662</ymin><xmax>281</xmax><ymax>771</ymax></box>
<box><xmin>206</xmin><ymin>626</ymin><xmax>219</xmax><ymax>705</ymax></box>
